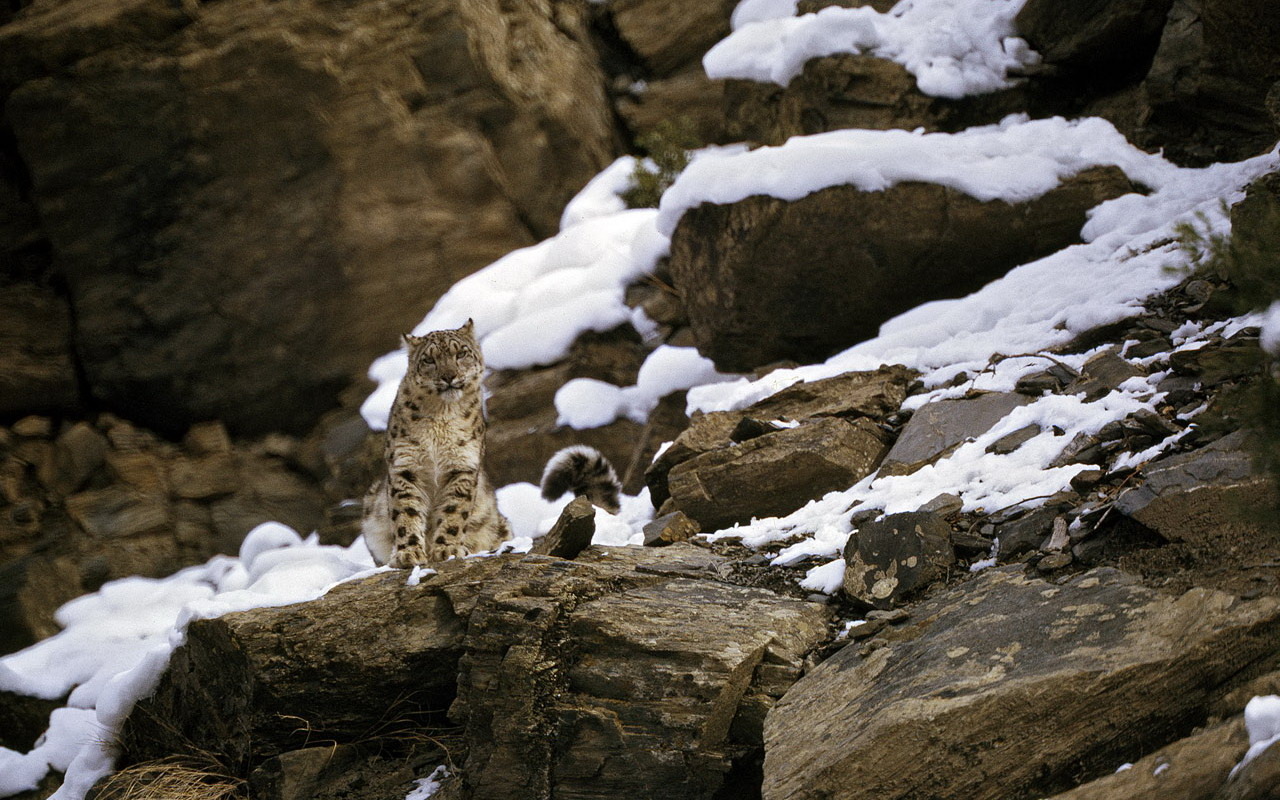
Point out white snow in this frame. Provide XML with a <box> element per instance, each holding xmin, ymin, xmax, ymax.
<box><xmin>705</xmin><ymin>0</ymin><xmax>1039</xmax><ymax>98</ymax></box>
<box><xmin>1261</xmin><ymin>301</ymin><xmax>1280</xmax><ymax>355</ymax></box>
<box><xmin>405</xmin><ymin>765</ymin><xmax>450</xmax><ymax>800</ymax></box>
<box><xmin>658</xmin><ymin>115</ymin><xmax>1176</xmax><ymax>238</ymax></box>
<box><xmin>555</xmin><ymin>345</ymin><xmax>735</xmax><ymax>429</ymax></box>
<box><xmin>1232</xmin><ymin>695</ymin><xmax>1280</xmax><ymax>777</ymax></box>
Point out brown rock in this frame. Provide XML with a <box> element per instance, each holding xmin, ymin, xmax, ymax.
<box><xmin>1220</xmin><ymin>740</ymin><xmax>1280</xmax><ymax>800</ymax></box>
<box><xmin>611</xmin><ymin>0</ymin><xmax>737</xmax><ymax>77</ymax></box>
<box><xmin>64</xmin><ymin>486</ymin><xmax>169</xmax><ymax>538</ymax></box>
<box><xmin>1015</xmin><ymin>0</ymin><xmax>1175</xmax><ymax>75</ymax></box>
<box><xmin>669</xmin><ymin>167</ymin><xmax>1136</xmax><ymax>372</ymax></box>
<box><xmin>764</xmin><ymin>567</ymin><xmax>1280</xmax><ymax>800</ymax></box>
<box><xmin>646</xmin><ymin>365</ymin><xmax>912</xmax><ymax>506</ymax></box>
<box><xmin>49</xmin><ymin>422</ymin><xmax>109</xmax><ymax>496</ymax></box>
<box><xmin>642</xmin><ymin>510</ymin><xmax>700</xmax><ymax>546</ymax></box>
<box><xmin>666</xmin><ymin>417</ymin><xmax>889</xmax><ymax>530</ymax></box>
<box><xmin>1</xmin><ymin>0</ymin><xmax>617</xmax><ymax>436</ymax></box>
<box><xmin>723</xmin><ymin>53</ymin><xmax>1028</xmax><ymax>145</ymax></box>
<box><xmin>1047</xmin><ymin>718</ymin><xmax>1247</xmax><ymax>800</ymax></box>
<box><xmin>0</xmin><ymin>283</ymin><xmax>78</xmax><ymax>417</ymax></box>
<box><xmin>169</xmin><ymin>453</ymin><xmax>240</xmax><ymax>500</ymax></box>
<box><xmin>530</xmin><ymin>496</ymin><xmax>597</xmax><ymax>559</ymax></box>
<box><xmin>183</xmin><ymin>421</ymin><xmax>232</xmax><ymax>455</ymax></box>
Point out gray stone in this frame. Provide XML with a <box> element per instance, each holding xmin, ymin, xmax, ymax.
<box><xmin>763</xmin><ymin>566</ymin><xmax>1280</xmax><ymax>800</ymax></box>
<box><xmin>881</xmin><ymin>392</ymin><xmax>1034</xmax><ymax>476</ymax></box>
<box><xmin>842</xmin><ymin>511</ymin><xmax>955</xmax><ymax>608</ymax></box>
<box><xmin>1015</xmin><ymin>0</ymin><xmax>1174</xmax><ymax>74</ymax></box>
<box><xmin>995</xmin><ymin>507</ymin><xmax>1059</xmax><ymax>562</ymax></box>
<box><xmin>669</xmin><ymin>169</ymin><xmax>1135</xmax><ymax>372</ymax></box>
<box><xmin>1169</xmin><ymin>339</ymin><xmax>1263</xmax><ymax>385</ymax></box>
<box><xmin>50</xmin><ymin>422</ymin><xmax>109</xmax><ymax>496</ymax></box>
<box><xmin>1036</xmin><ymin>552</ymin><xmax>1073</xmax><ymax>572</ymax></box>
<box><xmin>1115</xmin><ymin>431</ymin><xmax>1276</xmax><ymax>547</ymax></box>
<box><xmin>917</xmin><ymin>493</ymin><xmax>963</xmax><ymax>516</ymax></box>
<box><xmin>667</xmin><ymin>417</ymin><xmax>889</xmax><ymax>530</ymax></box>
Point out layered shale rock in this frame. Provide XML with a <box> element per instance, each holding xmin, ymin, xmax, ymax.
<box><xmin>668</xmin><ymin>166</ymin><xmax>1135</xmax><ymax>372</ymax></box>
<box><xmin>764</xmin><ymin>566</ymin><xmax>1280</xmax><ymax>800</ymax></box>
<box><xmin>121</xmin><ymin>545</ymin><xmax>831</xmax><ymax>800</ymax></box>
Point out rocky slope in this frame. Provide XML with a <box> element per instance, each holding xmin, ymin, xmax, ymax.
<box><xmin>1</xmin><ymin>0</ymin><xmax>1280</xmax><ymax>799</ymax></box>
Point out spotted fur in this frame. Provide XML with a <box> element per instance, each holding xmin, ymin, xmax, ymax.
<box><xmin>362</xmin><ymin>320</ymin><xmax>509</xmax><ymax>567</ymax></box>
<box><xmin>540</xmin><ymin>445</ymin><xmax>622</xmax><ymax>513</ymax></box>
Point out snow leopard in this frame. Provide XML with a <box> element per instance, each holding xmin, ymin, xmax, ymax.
<box><xmin>362</xmin><ymin>320</ymin><xmax>509</xmax><ymax>567</ymax></box>
<box><xmin>540</xmin><ymin>445</ymin><xmax>622</xmax><ymax>513</ymax></box>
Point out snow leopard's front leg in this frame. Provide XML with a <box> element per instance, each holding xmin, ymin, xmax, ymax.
<box><xmin>425</xmin><ymin>466</ymin><xmax>478</xmax><ymax>562</ymax></box>
<box><xmin>387</xmin><ymin>463</ymin><xmax>433</xmax><ymax>568</ymax></box>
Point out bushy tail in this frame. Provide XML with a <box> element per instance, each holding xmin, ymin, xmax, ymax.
<box><xmin>540</xmin><ymin>445</ymin><xmax>622</xmax><ymax>514</ymax></box>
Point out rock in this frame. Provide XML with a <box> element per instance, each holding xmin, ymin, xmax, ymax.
<box><xmin>1036</xmin><ymin>551</ymin><xmax>1073</xmax><ymax>572</ymax></box>
<box><xmin>49</xmin><ymin>422</ymin><xmax>109</xmax><ymax>496</ymax></box>
<box><xmin>985</xmin><ymin>423</ymin><xmax>1041</xmax><ymax>455</ymax></box>
<box><xmin>1070</xmin><ymin>468</ymin><xmax>1106</xmax><ymax>493</ymax></box>
<box><xmin>183</xmin><ymin>421</ymin><xmax>233</xmax><ymax>456</ymax></box>
<box><xmin>168</xmin><ymin>453</ymin><xmax>240</xmax><ymax>501</ymax></box>
<box><xmin>122</xmin><ymin>564</ymin><xmax>487</xmax><ymax>767</ymax></box>
<box><xmin>1115</xmin><ymin>431</ymin><xmax>1276</xmax><ymax>548</ymax></box>
<box><xmin>880</xmin><ymin>392</ymin><xmax>1033</xmax><ymax>477</ymax></box>
<box><xmin>670</xmin><ymin>167</ymin><xmax>1135</xmax><ymax>372</ymax></box>
<box><xmin>126</xmin><ymin>546</ymin><xmax>831</xmax><ymax>799</ymax></box>
<box><xmin>453</xmin><ymin>547</ymin><xmax>830</xmax><ymax>800</ymax></box>
<box><xmin>646</xmin><ymin>365</ymin><xmax>913</xmax><ymax>507</ymax></box>
<box><xmin>917</xmin><ymin>493</ymin><xmax>963</xmax><ymax>516</ymax></box>
<box><xmin>666</xmin><ymin>417</ymin><xmax>889</xmax><ymax>530</ymax></box>
<box><xmin>1066</xmin><ymin>349</ymin><xmax>1144</xmax><ymax>401</ymax></box>
<box><xmin>1135</xmin><ymin>0</ymin><xmax>1280</xmax><ymax>165</ymax></box>
<box><xmin>1015</xmin><ymin>0</ymin><xmax>1175</xmax><ymax>75</ymax></box>
<box><xmin>763</xmin><ymin>566</ymin><xmax>1280</xmax><ymax>800</ymax></box>
<box><xmin>11</xmin><ymin>416</ymin><xmax>51</xmax><ymax>438</ymax></box>
<box><xmin>723</xmin><ymin>53</ymin><xmax>1027</xmax><ymax>145</ymax></box>
<box><xmin>995</xmin><ymin>507</ymin><xmax>1059</xmax><ymax>561</ymax></box>
<box><xmin>530</xmin><ymin>496</ymin><xmax>597</xmax><ymax>559</ymax></box>
<box><xmin>1221</xmin><ymin>740</ymin><xmax>1280</xmax><ymax>800</ymax></box>
<box><xmin>842</xmin><ymin>511</ymin><xmax>955</xmax><ymax>608</ymax></box>
<box><xmin>642</xmin><ymin>510</ymin><xmax>700</xmax><ymax>546</ymax></box>
<box><xmin>1</xmin><ymin>0</ymin><xmax>617</xmax><ymax>436</ymax></box>
<box><xmin>0</xmin><ymin>283</ymin><xmax>78</xmax><ymax>417</ymax></box>
<box><xmin>1169</xmin><ymin>339</ymin><xmax>1263</xmax><ymax>385</ymax></box>
<box><xmin>63</xmin><ymin>487</ymin><xmax>169</xmax><ymax>539</ymax></box>
<box><xmin>1016</xmin><ymin>362</ymin><xmax>1079</xmax><ymax>395</ymax></box>
<box><xmin>1046</xmin><ymin>718</ymin><xmax>1247</xmax><ymax>800</ymax></box>
<box><xmin>0</xmin><ymin>689</ymin><xmax>64</xmax><ymax>753</ymax></box>
<box><xmin>248</xmin><ymin>744</ymin><xmax>445</xmax><ymax>800</ymax></box>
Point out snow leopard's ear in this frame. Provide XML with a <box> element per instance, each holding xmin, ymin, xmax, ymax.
<box><xmin>401</xmin><ymin>333</ymin><xmax>418</xmax><ymax>350</ymax></box>
<box><xmin>460</xmin><ymin>318</ymin><xmax>475</xmax><ymax>334</ymax></box>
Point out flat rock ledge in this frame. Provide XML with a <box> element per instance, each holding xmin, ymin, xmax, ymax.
<box><xmin>121</xmin><ymin>544</ymin><xmax>831</xmax><ymax>800</ymax></box>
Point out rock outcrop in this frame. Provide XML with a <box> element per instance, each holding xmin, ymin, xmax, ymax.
<box><xmin>0</xmin><ymin>415</ymin><xmax>324</xmax><ymax>654</ymax></box>
<box><xmin>0</xmin><ymin>0</ymin><xmax>618</xmax><ymax>436</ymax></box>
<box><xmin>764</xmin><ymin>566</ymin><xmax>1280</xmax><ymax>800</ymax></box>
<box><xmin>669</xmin><ymin>166</ymin><xmax>1135</xmax><ymax>372</ymax></box>
<box><xmin>121</xmin><ymin>545</ymin><xmax>831</xmax><ymax>800</ymax></box>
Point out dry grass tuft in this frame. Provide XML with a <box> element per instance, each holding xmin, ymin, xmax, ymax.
<box><xmin>91</xmin><ymin>756</ymin><xmax>245</xmax><ymax>800</ymax></box>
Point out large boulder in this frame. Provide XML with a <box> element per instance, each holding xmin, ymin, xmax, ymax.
<box><xmin>763</xmin><ymin>566</ymin><xmax>1280</xmax><ymax>800</ymax></box>
<box><xmin>1014</xmin><ymin>0</ymin><xmax>1175</xmax><ymax>77</ymax></box>
<box><xmin>0</xmin><ymin>0</ymin><xmax>617</xmax><ymax>436</ymax></box>
<box><xmin>122</xmin><ymin>545</ymin><xmax>832</xmax><ymax>799</ymax></box>
<box><xmin>1134</xmin><ymin>0</ymin><xmax>1280</xmax><ymax>166</ymax></box>
<box><xmin>879</xmin><ymin>392</ymin><xmax>1034</xmax><ymax>477</ymax></box>
<box><xmin>668</xmin><ymin>167</ymin><xmax>1136</xmax><ymax>372</ymax></box>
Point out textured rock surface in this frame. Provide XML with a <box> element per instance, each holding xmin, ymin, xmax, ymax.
<box><xmin>1015</xmin><ymin>0</ymin><xmax>1174</xmax><ymax>75</ymax></box>
<box><xmin>1115</xmin><ymin>431</ymin><xmax>1276</xmax><ymax>548</ymax></box>
<box><xmin>666</xmin><ymin>417</ymin><xmax>889</xmax><ymax>530</ymax></box>
<box><xmin>529</xmin><ymin>495</ymin><xmax>596</xmax><ymax>559</ymax></box>
<box><xmin>0</xmin><ymin>415</ymin><xmax>324</xmax><ymax>655</ymax></box>
<box><xmin>0</xmin><ymin>283</ymin><xmax>78</xmax><ymax>417</ymax></box>
<box><xmin>122</xmin><ymin>546</ymin><xmax>830</xmax><ymax>799</ymax></box>
<box><xmin>764</xmin><ymin>566</ymin><xmax>1280</xmax><ymax>800</ymax></box>
<box><xmin>880</xmin><ymin>392</ymin><xmax>1034</xmax><ymax>476</ymax></box>
<box><xmin>669</xmin><ymin>167</ymin><xmax>1135</xmax><ymax>372</ymax></box>
<box><xmin>724</xmin><ymin>53</ymin><xmax>1028</xmax><ymax>145</ymax></box>
<box><xmin>842</xmin><ymin>511</ymin><xmax>956</xmax><ymax>608</ymax></box>
<box><xmin>646</xmin><ymin>365</ymin><xmax>912</xmax><ymax>507</ymax></box>
<box><xmin>1046</xmin><ymin>718</ymin><xmax>1246</xmax><ymax>800</ymax></box>
<box><xmin>0</xmin><ymin>0</ymin><xmax>616</xmax><ymax>436</ymax></box>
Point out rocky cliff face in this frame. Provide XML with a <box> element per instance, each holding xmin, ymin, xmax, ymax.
<box><xmin>2</xmin><ymin>0</ymin><xmax>1280</xmax><ymax>799</ymax></box>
